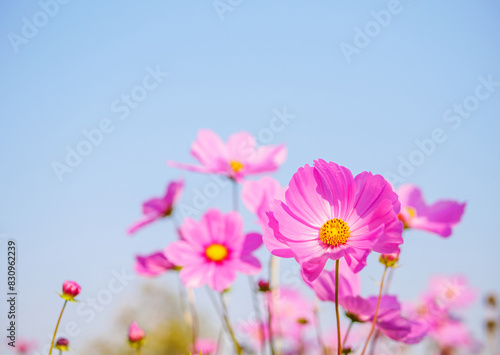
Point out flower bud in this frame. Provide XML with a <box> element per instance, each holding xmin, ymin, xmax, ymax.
<box><xmin>60</xmin><ymin>281</ymin><xmax>81</xmax><ymax>302</ymax></box>
<box><xmin>55</xmin><ymin>338</ymin><xmax>69</xmax><ymax>351</ymax></box>
<box><xmin>379</xmin><ymin>251</ymin><xmax>400</xmax><ymax>268</ymax></box>
<box><xmin>128</xmin><ymin>322</ymin><xmax>146</xmax><ymax>348</ymax></box>
<box><xmin>258</xmin><ymin>280</ymin><xmax>270</xmax><ymax>292</ymax></box>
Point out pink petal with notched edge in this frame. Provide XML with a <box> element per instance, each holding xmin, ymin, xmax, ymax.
<box><xmin>245</xmin><ymin>144</ymin><xmax>287</xmax><ymax>175</ymax></box>
<box><xmin>262</xmin><ymin>210</ymin><xmax>294</xmax><ymax>258</ymax></box>
<box><xmin>135</xmin><ymin>252</ymin><xmax>174</xmax><ymax>277</ymax></box>
<box><xmin>302</xmin><ymin>258</ymin><xmax>360</xmax><ymax>302</ymax></box>
<box><xmin>241</xmin><ymin>176</ymin><xmax>285</xmax><ymax>223</ymax></box>
<box><xmin>227</xmin><ymin>131</ymin><xmax>257</xmax><ymax>162</ymax></box>
<box><xmin>191</xmin><ymin>129</ymin><xmax>228</xmax><ymax>169</ymax></box>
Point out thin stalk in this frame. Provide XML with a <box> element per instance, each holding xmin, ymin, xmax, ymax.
<box><xmin>137</xmin><ymin>348</ymin><xmax>142</xmax><ymax>355</ymax></box>
<box><xmin>368</xmin><ymin>330</ymin><xmax>380</xmax><ymax>355</ymax></box>
<box><xmin>334</xmin><ymin>260</ymin><xmax>342</xmax><ymax>355</ymax></box>
<box><xmin>232</xmin><ymin>180</ymin><xmax>239</xmax><ymax>212</ymax></box>
<box><xmin>248</xmin><ymin>276</ymin><xmax>265</xmax><ymax>355</ymax></box>
<box><xmin>186</xmin><ymin>287</ymin><xmax>199</xmax><ymax>348</ymax></box>
<box><xmin>342</xmin><ymin>320</ymin><xmax>354</xmax><ymax>349</ymax></box>
<box><xmin>313</xmin><ymin>298</ymin><xmax>326</xmax><ymax>355</ymax></box>
<box><xmin>268</xmin><ymin>256</ymin><xmax>280</xmax><ymax>355</ymax></box>
<box><xmin>48</xmin><ymin>300</ymin><xmax>67</xmax><ymax>355</ymax></box>
<box><xmin>360</xmin><ymin>266</ymin><xmax>389</xmax><ymax>355</ymax></box>
<box><xmin>219</xmin><ymin>292</ymin><xmax>243</xmax><ymax>355</ymax></box>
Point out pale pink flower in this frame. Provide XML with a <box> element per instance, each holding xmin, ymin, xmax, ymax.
<box><xmin>14</xmin><ymin>338</ymin><xmax>37</xmax><ymax>353</ymax></box>
<box><xmin>164</xmin><ymin>209</ymin><xmax>262</xmax><ymax>291</ymax></box>
<box><xmin>168</xmin><ymin>130</ymin><xmax>287</xmax><ymax>182</ymax></box>
<box><xmin>397</xmin><ymin>184</ymin><xmax>466</xmax><ymax>237</ymax></box>
<box><xmin>423</xmin><ymin>275</ymin><xmax>476</xmax><ymax>312</ymax></box>
<box><xmin>127</xmin><ymin>179</ymin><xmax>184</xmax><ymax>235</ymax></box>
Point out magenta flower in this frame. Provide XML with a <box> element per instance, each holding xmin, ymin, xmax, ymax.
<box><xmin>168</xmin><ymin>130</ymin><xmax>287</xmax><ymax>182</ymax></box>
<box><xmin>60</xmin><ymin>280</ymin><xmax>81</xmax><ymax>302</ymax></box>
<box><xmin>164</xmin><ymin>209</ymin><xmax>262</xmax><ymax>292</ymax></box>
<box><xmin>302</xmin><ymin>258</ymin><xmax>360</xmax><ymax>303</ymax></box>
<box><xmin>134</xmin><ymin>251</ymin><xmax>176</xmax><ymax>277</ymax></box>
<box><xmin>263</xmin><ymin>160</ymin><xmax>403</xmax><ymax>281</ymax></box>
<box><xmin>397</xmin><ymin>184</ymin><xmax>466</xmax><ymax>237</ymax></box>
<box><xmin>192</xmin><ymin>338</ymin><xmax>218</xmax><ymax>355</ymax></box>
<box><xmin>127</xmin><ymin>179</ymin><xmax>184</xmax><ymax>235</ymax></box>
<box><xmin>128</xmin><ymin>322</ymin><xmax>145</xmax><ymax>346</ymax></box>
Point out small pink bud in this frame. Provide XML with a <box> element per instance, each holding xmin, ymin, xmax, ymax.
<box><xmin>258</xmin><ymin>279</ymin><xmax>270</xmax><ymax>292</ymax></box>
<box><xmin>60</xmin><ymin>280</ymin><xmax>81</xmax><ymax>301</ymax></box>
<box><xmin>54</xmin><ymin>338</ymin><xmax>69</xmax><ymax>351</ymax></box>
<box><xmin>128</xmin><ymin>322</ymin><xmax>146</xmax><ymax>347</ymax></box>
<box><xmin>379</xmin><ymin>251</ymin><xmax>400</xmax><ymax>268</ymax></box>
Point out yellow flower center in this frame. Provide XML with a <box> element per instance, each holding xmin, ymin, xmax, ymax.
<box><xmin>229</xmin><ymin>160</ymin><xmax>244</xmax><ymax>173</ymax></box>
<box><xmin>319</xmin><ymin>218</ymin><xmax>350</xmax><ymax>247</ymax></box>
<box><xmin>399</xmin><ymin>206</ymin><xmax>417</xmax><ymax>229</ymax></box>
<box><xmin>205</xmin><ymin>244</ymin><xmax>228</xmax><ymax>261</ymax></box>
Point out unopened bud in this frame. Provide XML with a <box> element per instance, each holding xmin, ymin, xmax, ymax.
<box><xmin>60</xmin><ymin>280</ymin><xmax>81</xmax><ymax>302</ymax></box>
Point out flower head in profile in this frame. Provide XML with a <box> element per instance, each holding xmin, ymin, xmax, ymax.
<box><xmin>164</xmin><ymin>209</ymin><xmax>262</xmax><ymax>292</ymax></box>
<box><xmin>127</xmin><ymin>179</ymin><xmax>184</xmax><ymax>235</ymax></box>
<box><xmin>59</xmin><ymin>280</ymin><xmax>81</xmax><ymax>302</ymax></box>
<box><xmin>264</xmin><ymin>159</ymin><xmax>403</xmax><ymax>281</ymax></box>
<box><xmin>54</xmin><ymin>338</ymin><xmax>70</xmax><ymax>351</ymax></box>
<box><xmin>168</xmin><ymin>130</ymin><xmax>287</xmax><ymax>182</ymax></box>
<box><xmin>134</xmin><ymin>251</ymin><xmax>176</xmax><ymax>277</ymax></box>
<box><xmin>397</xmin><ymin>184</ymin><xmax>466</xmax><ymax>237</ymax></box>
<box><xmin>128</xmin><ymin>322</ymin><xmax>145</xmax><ymax>348</ymax></box>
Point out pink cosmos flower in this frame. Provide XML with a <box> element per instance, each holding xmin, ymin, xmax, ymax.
<box><xmin>15</xmin><ymin>338</ymin><xmax>37</xmax><ymax>353</ymax></box>
<box><xmin>397</xmin><ymin>184</ymin><xmax>466</xmax><ymax>237</ymax></box>
<box><xmin>267</xmin><ymin>287</ymin><xmax>315</xmax><ymax>342</ymax></box>
<box><xmin>168</xmin><ymin>130</ymin><xmax>287</xmax><ymax>182</ymax></box>
<box><xmin>237</xmin><ymin>320</ymin><xmax>269</xmax><ymax>350</ymax></box>
<box><xmin>134</xmin><ymin>251</ymin><xmax>176</xmax><ymax>277</ymax></box>
<box><xmin>60</xmin><ymin>280</ymin><xmax>81</xmax><ymax>302</ymax></box>
<box><xmin>164</xmin><ymin>209</ymin><xmax>262</xmax><ymax>292</ymax></box>
<box><xmin>192</xmin><ymin>338</ymin><xmax>218</xmax><ymax>355</ymax></box>
<box><xmin>128</xmin><ymin>322</ymin><xmax>145</xmax><ymax>344</ymax></box>
<box><xmin>263</xmin><ymin>159</ymin><xmax>403</xmax><ymax>281</ymax></box>
<box><xmin>127</xmin><ymin>179</ymin><xmax>184</xmax><ymax>235</ymax></box>
<box><xmin>422</xmin><ymin>275</ymin><xmax>476</xmax><ymax>312</ymax></box>
<box><xmin>242</xmin><ymin>176</ymin><xmax>286</xmax><ymax>225</ymax></box>
<box><xmin>430</xmin><ymin>317</ymin><xmax>478</xmax><ymax>351</ymax></box>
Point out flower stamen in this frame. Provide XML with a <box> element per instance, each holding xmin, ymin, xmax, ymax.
<box><xmin>229</xmin><ymin>160</ymin><xmax>244</xmax><ymax>173</ymax></box>
<box><xmin>319</xmin><ymin>218</ymin><xmax>350</xmax><ymax>247</ymax></box>
<box><xmin>206</xmin><ymin>244</ymin><xmax>228</xmax><ymax>261</ymax></box>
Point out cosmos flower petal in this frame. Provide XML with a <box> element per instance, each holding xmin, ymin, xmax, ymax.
<box><xmin>285</xmin><ymin>164</ymin><xmax>331</xmax><ymax>226</ymax></box>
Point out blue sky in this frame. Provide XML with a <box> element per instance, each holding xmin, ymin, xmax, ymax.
<box><xmin>1</xmin><ymin>1</ymin><xmax>500</xmax><ymax>354</ymax></box>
